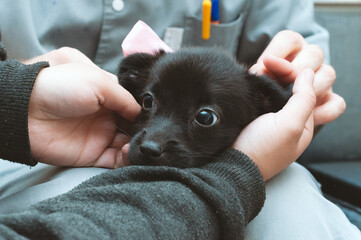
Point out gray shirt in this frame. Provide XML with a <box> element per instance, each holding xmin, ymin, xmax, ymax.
<box><xmin>0</xmin><ymin>0</ymin><xmax>329</xmax><ymax>74</ymax></box>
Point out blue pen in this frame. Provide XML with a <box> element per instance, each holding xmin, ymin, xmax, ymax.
<box><xmin>211</xmin><ymin>0</ymin><xmax>219</xmax><ymax>24</ymax></box>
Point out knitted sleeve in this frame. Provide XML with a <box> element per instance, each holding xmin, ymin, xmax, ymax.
<box><xmin>0</xmin><ymin>149</ymin><xmax>265</xmax><ymax>240</ymax></box>
<box><xmin>0</xmin><ymin>43</ymin><xmax>49</xmax><ymax>165</ymax></box>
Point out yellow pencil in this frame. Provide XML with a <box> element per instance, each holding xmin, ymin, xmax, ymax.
<box><xmin>202</xmin><ymin>0</ymin><xmax>212</xmax><ymax>40</ymax></box>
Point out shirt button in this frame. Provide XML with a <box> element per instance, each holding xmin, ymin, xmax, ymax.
<box><xmin>112</xmin><ymin>0</ymin><xmax>124</xmax><ymax>12</ymax></box>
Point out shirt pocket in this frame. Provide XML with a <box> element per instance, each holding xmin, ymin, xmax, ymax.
<box><xmin>182</xmin><ymin>13</ymin><xmax>245</xmax><ymax>55</ymax></box>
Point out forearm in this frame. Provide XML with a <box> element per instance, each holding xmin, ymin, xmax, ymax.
<box><xmin>0</xmin><ymin>43</ymin><xmax>48</xmax><ymax>165</ymax></box>
<box><xmin>0</xmin><ymin>149</ymin><xmax>265</xmax><ymax>239</ymax></box>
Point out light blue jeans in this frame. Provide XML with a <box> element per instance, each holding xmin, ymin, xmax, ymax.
<box><xmin>0</xmin><ymin>161</ymin><xmax>360</xmax><ymax>239</ymax></box>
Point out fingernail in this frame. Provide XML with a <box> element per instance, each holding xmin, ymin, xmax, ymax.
<box><xmin>121</xmin><ymin>144</ymin><xmax>130</xmax><ymax>166</ymax></box>
<box><xmin>249</xmin><ymin>64</ymin><xmax>262</xmax><ymax>75</ymax></box>
<box><xmin>249</xmin><ymin>69</ymin><xmax>257</xmax><ymax>75</ymax></box>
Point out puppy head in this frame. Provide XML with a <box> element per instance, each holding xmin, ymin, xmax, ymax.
<box><xmin>118</xmin><ymin>48</ymin><xmax>288</xmax><ymax>168</ymax></box>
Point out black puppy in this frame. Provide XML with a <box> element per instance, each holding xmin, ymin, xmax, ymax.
<box><xmin>118</xmin><ymin>47</ymin><xmax>289</xmax><ymax>168</ymax></box>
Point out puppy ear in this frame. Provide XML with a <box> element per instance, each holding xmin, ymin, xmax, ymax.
<box><xmin>118</xmin><ymin>50</ymin><xmax>165</xmax><ymax>102</ymax></box>
<box><xmin>246</xmin><ymin>73</ymin><xmax>291</xmax><ymax>115</ymax></box>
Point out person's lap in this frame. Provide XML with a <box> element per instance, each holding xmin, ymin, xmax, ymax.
<box><xmin>245</xmin><ymin>163</ymin><xmax>361</xmax><ymax>239</ymax></box>
<box><xmin>0</xmin><ymin>160</ymin><xmax>109</xmax><ymax>214</ymax></box>
<box><xmin>0</xmin><ymin>160</ymin><xmax>360</xmax><ymax>239</ymax></box>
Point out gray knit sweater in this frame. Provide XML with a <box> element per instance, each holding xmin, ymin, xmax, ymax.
<box><xmin>0</xmin><ymin>43</ymin><xmax>265</xmax><ymax>240</ymax></box>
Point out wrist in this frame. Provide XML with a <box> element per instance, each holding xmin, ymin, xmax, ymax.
<box><xmin>203</xmin><ymin>148</ymin><xmax>266</xmax><ymax>221</ymax></box>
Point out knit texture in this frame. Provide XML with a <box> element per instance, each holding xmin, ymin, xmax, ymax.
<box><xmin>0</xmin><ymin>43</ymin><xmax>49</xmax><ymax>165</ymax></box>
<box><xmin>0</xmin><ymin>149</ymin><xmax>265</xmax><ymax>240</ymax></box>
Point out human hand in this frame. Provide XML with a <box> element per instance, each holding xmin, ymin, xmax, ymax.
<box><xmin>28</xmin><ymin>49</ymin><xmax>141</xmax><ymax>168</ymax></box>
<box><xmin>233</xmin><ymin>69</ymin><xmax>316</xmax><ymax>181</ymax></box>
<box><xmin>250</xmin><ymin>30</ymin><xmax>346</xmax><ymax>126</ymax></box>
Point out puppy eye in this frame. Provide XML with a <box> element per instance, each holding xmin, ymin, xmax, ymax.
<box><xmin>195</xmin><ymin>109</ymin><xmax>218</xmax><ymax>127</ymax></box>
<box><xmin>142</xmin><ymin>94</ymin><xmax>154</xmax><ymax>110</ymax></box>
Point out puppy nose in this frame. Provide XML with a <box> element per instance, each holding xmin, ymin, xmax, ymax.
<box><xmin>139</xmin><ymin>141</ymin><xmax>162</xmax><ymax>158</ymax></box>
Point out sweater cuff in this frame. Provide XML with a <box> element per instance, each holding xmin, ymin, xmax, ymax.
<box><xmin>204</xmin><ymin>148</ymin><xmax>266</xmax><ymax>222</ymax></box>
<box><xmin>0</xmin><ymin>59</ymin><xmax>49</xmax><ymax>166</ymax></box>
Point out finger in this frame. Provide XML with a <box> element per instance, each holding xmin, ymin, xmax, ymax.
<box><xmin>93</xmin><ymin>148</ymin><xmax>121</xmax><ymax>168</ymax></box>
<box><xmin>109</xmin><ymin>133</ymin><xmax>130</xmax><ymax>149</ymax></box>
<box><xmin>291</xmin><ymin>44</ymin><xmax>324</xmax><ymax>73</ymax></box>
<box><xmin>296</xmin><ymin>112</ymin><xmax>314</xmax><ymax>154</ymax></box>
<box><xmin>314</xmin><ymin>92</ymin><xmax>346</xmax><ymax>126</ymax></box>
<box><xmin>249</xmin><ymin>62</ymin><xmax>269</xmax><ymax>76</ymax></box>
<box><xmin>258</xmin><ymin>30</ymin><xmax>305</xmax><ymax>63</ymax></box>
<box><xmin>121</xmin><ymin>143</ymin><xmax>130</xmax><ymax>166</ymax></box>
<box><xmin>314</xmin><ymin>64</ymin><xmax>336</xmax><ymax>97</ymax></box>
<box><xmin>262</xmin><ymin>55</ymin><xmax>298</xmax><ymax>83</ymax></box>
<box><xmin>92</xmin><ymin>147</ymin><xmax>130</xmax><ymax>169</ymax></box>
<box><xmin>95</xmin><ymin>73</ymin><xmax>141</xmax><ymax>122</ymax></box>
<box><xmin>263</xmin><ymin>45</ymin><xmax>325</xmax><ymax>85</ymax></box>
<box><xmin>115</xmin><ymin>147</ymin><xmax>130</xmax><ymax>168</ymax></box>
<box><xmin>279</xmin><ymin>69</ymin><xmax>316</xmax><ymax>130</ymax></box>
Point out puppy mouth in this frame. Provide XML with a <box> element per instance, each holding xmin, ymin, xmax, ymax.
<box><xmin>128</xmin><ymin>144</ymin><xmax>207</xmax><ymax>168</ymax></box>
<box><xmin>127</xmin><ymin>127</ymin><xmax>207</xmax><ymax>168</ymax></box>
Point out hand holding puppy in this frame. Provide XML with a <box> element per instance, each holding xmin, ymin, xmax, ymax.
<box><xmin>233</xmin><ymin>69</ymin><xmax>316</xmax><ymax>181</ymax></box>
<box><xmin>250</xmin><ymin>30</ymin><xmax>346</xmax><ymax>126</ymax></box>
<box><xmin>26</xmin><ymin>48</ymin><xmax>140</xmax><ymax>168</ymax></box>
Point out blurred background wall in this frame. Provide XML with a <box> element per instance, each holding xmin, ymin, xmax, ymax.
<box><xmin>302</xmin><ymin>0</ymin><xmax>361</xmax><ymax>163</ymax></box>
<box><xmin>300</xmin><ymin>0</ymin><xmax>361</xmax><ymax>228</ymax></box>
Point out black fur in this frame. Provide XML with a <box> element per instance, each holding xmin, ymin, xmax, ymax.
<box><xmin>118</xmin><ymin>47</ymin><xmax>290</xmax><ymax>168</ymax></box>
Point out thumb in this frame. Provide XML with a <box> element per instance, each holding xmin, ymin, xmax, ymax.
<box><xmin>278</xmin><ymin>68</ymin><xmax>316</xmax><ymax>129</ymax></box>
